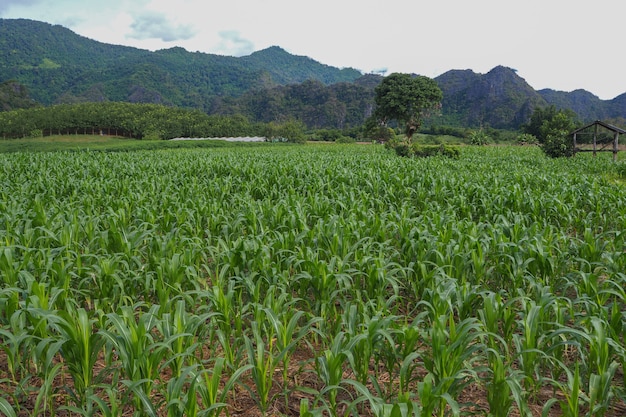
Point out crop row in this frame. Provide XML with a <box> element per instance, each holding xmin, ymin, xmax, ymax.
<box><xmin>0</xmin><ymin>145</ymin><xmax>625</xmax><ymax>416</ymax></box>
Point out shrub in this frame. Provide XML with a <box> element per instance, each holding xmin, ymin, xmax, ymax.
<box><xmin>393</xmin><ymin>142</ymin><xmax>460</xmax><ymax>159</ymax></box>
<box><xmin>393</xmin><ymin>143</ymin><xmax>411</xmax><ymax>157</ymax></box>
<box><xmin>29</xmin><ymin>129</ymin><xmax>43</xmax><ymax>138</ymax></box>
<box><xmin>542</xmin><ymin>134</ymin><xmax>574</xmax><ymax>158</ymax></box>
<box><xmin>516</xmin><ymin>133</ymin><xmax>538</xmax><ymax>145</ymax></box>
<box><xmin>335</xmin><ymin>135</ymin><xmax>355</xmax><ymax>144</ymax></box>
<box><xmin>468</xmin><ymin>129</ymin><xmax>491</xmax><ymax>145</ymax></box>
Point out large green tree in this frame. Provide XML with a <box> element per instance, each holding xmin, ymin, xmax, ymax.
<box><xmin>372</xmin><ymin>73</ymin><xmax>442</xmax><ymax>142</ymax></box>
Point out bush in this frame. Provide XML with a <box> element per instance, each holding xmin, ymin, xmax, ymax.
<box><xmin>335</xmin><ymin>136</ymin><xmax>355</xmax><ymax>144</ymax></box>
<box><xmin>28</xmin><ymin>129</ymin><xmax>43</xmax><ymax>138</ymax></box>
<box><xmin>516</xmin><ymin>133</ymin><xmax>538</xmax><ymax>145</ymax></box>
<box><xmin>369</xmin><ymin>125</ymin><xmax>396</xmax><ymax>144</ymax></box>
<box><xmin>542</xmin><ymin>134</ymin><xmax>574</xmax><ymax>158</ymax></box>
<box><xmin>468</xmin><ymin>129</ymin><xmax>491</xmax><ymax>145</ymax></box>
<box><xmin>392</xmin><ymin>142</ymin><xmax>460</xmax><ymax>159</ymax></box>
<box><xmin>393</xmin><ymin>143</ymin><xmax>411</xmax><ymax>157</ymax></box>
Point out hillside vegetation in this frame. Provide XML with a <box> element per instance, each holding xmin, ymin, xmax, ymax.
<box><xmin>1</xmin><ymin>18</ymin><xmax>626</xmax><ymax>130</ymax></box>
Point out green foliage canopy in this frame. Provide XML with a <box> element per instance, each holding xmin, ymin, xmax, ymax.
<box><xmin>523</xmin><ymin>105</ymin><xmax>580</xmax><ymax>157</ymax></box>
<box><xmin>372</xmin><ymin>73</ymin><xmax>442</xmax><ymax>142</ymax></box>
<box><xmin>0</xmin><ymin>102</ymin><xmax>258</xmax><ymax>140</ymax></box>
<box><xmin>540</xmin><ymin>112</ymin><xmax>579</xmax><ymax>158</ymax></box>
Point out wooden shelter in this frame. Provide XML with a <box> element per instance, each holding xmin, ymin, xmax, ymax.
<box><xmin>571</xmin><ymin>120</ymin><xmax>626</xmax><ymax>161</ymax></box>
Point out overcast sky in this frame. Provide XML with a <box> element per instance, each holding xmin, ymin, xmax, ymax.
<box><xmin>2</xmin><ymin>0</ymin><xmax>625</xmax><ymax>100</ymax></box>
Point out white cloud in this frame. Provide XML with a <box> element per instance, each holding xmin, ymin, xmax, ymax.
<box><xmin>214</xmin><ymin>30</ymin><xmax>255</xmax><ymax>57</ymax></box>
<box><xmin>128</xmin><ymin>11</ymin><xmax>196</xmax><ymax>42</ymax></box>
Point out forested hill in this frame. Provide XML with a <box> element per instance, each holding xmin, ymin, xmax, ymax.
<box><xmin>0</xmin><ymin>19</ymin><xmax>361</xmax><ymax>109</ymax></box>
<box><xmin>2</xmin><ymin>18</ymin><xmax>625</xmax><ymax>130</ymax></box>
<box><xmin>434</xmin><ymin>66</ymin><xmax>626</xmax><ymax>128</ymax></box>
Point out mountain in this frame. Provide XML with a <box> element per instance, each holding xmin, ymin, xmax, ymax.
<box><xmin>435</xmin><ymin>66</ymin><xmax>546</xmax><ymax>129</ymax></box>
<box><xmin>537</xmin><ymin>89</ymin><xmax>607</xmax><ymax>121</ymax></box>
<box><xmin>0</xmin><ymin>19</ymin><xmax>361</xmax><ymax>109</ymax></box>
<box><xmin>1</xmin><ymin>18</ymin><xmax>625</xmax><ymax>130</ymax></box>
<box><xmin>433</xmin><ymin>66</ymin><xmax>626</xmax><ymax>129</ymax></box>
<box><xmin>0</xmin><ymin>80</ymin><xmax>39</xmax><ymax>111</ymax></box>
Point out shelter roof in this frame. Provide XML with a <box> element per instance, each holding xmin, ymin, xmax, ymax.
<box><xmin>571</xmin><ymin>120</ymin><xmax>626</xmax><ymax>135</ymax></box>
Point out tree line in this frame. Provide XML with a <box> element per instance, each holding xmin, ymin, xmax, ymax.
<box><xmin>0</xmin><ymin>102</ymin><xmax>306</xmax><ymax>142</ymax></box>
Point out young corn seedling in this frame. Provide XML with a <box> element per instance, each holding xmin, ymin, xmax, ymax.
<box><xmin>32</xmin><ymin>360</ymin><xmax>63</xmax><ymax>417</ymax></box>
<box><xmin>101</xmin><ymin>304</ymin><xmax>165</xmax><ymax>415</ymax></box>
<box><xmin>581</xmin><ymin>318</ymin><xmax>618</xmax><ymax>417</ymax></box>
<box><xmin>51</xmin><ymin>305</ymin><xmax>105</xmax><ymax>407</ymax></box>
<box><xmin>163</xmin><ymin>365</ymin><xmax>200</xmax><ymax>417</ymax></box>
<box><xmin>86</xmin><ymin>386</ymin><xmax>122</xmax><ymax>417</ymax></box>
<box><xmin>392</xmin><ymin>323</ymin><xmax>421</xmax><ymax>396</ymax></box>
<box><xmin>0</xmin><ymin>397</ymin><xmax>17</xmax><ymax>417</ymax></box>
<box><xmin>512</xmin><ymin>299</ymin><xmax>548</xmax><ymax>396</ymax></box>
<box><xmin>543</xmin><ymin>361</ymin><xmax>582</xmax><ymax>417</ymax></box>
<box><xmin>208</xmin><ymin>266</ymin><xmax>245</xmax><ymax>361</ymax></box>
<box><xmin>345</xmin><ymin>312</ymin><xmax>395</xmax><ymax>392</ymax></box>
<box><xmin>157</xmin><ymin>299</ymin><xmax>206</xmax><ymax>378</ymax></box>
<box><xmin>243</xmin><ymin>321</ymin><xmax>279</xmax><ymax>416</ymax></box>
<box><xmin>0</xmin><ymin>312</ymin><xmax>33</xmax><ymax>384</ymax></box>
<box><xmin>484</xmin><ymin>346</ymin><xmax>528</xmax><ymax>417</ymax></box>
<box><xmin>195</xmin><ymin>358</ymin><xmax>252</xmax><ymax>417</ymax></box>
<box><xmin>263</xmin><ymin>306</ymin><xmax>321</xmax><ymax>407</ymax></box>
<box><xmin>420</xmin><ymin>312</ymin><xmax>484</xmax><ymax>417</ymax></box>
<box><xmin>314</xmin><ymin>331</ymin><xmax>349</xmax><ymax>417</ymax></box>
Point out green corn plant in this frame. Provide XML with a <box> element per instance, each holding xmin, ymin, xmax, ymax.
<box><xmin>484</xmin><ymin>346</ymin><xmax>528</xmax><ymax>417</ymax></box>
<box><xmin>0</xmin><ymin>286</ymin><xmax>20</xmax><ymax>326</ymax></box>
<box><xmin>345</xmin><ymin>311</ymin><xmax>395</xmax><ymax>391</ymax></box>
<box><xmin>31</xmin><ymin>361</ymin><xmax>63</xmax><ymax>417</ymax></box>
<box><xmin>50</xmin><ymin>305</ymin><xmax>105</xmax><ymax>406</ymax></box>
<box><xmin>0</xmin><ymin>398</ymin><xmax>16</xmax><ymax>417</ymax></box>
<box><xmin>420</xmin><ymin>313</ymin><xmax>484</xmax><ymax>417</ymax></box>
<box><xmin>396</xmin><ymin>351</ymin><xmax>419</xmax><ymax>403</ymax></box>
<box><xmin>121</xmin><ymin>378</ymin><xmax>159</xmax><ymax>417</ymax></box>
<box><xmin>299</xmin><ymin>398</ymin><xmax>326</xmax><ymax>417</ymax></box>
<box><xmin>0</xmin><ymin>311</ymin><xmax>33</xmax><ymax>384</ymax></box>
<box><xmin>385</xmin><ymin>324</ymin><xmax>422</xmax><ymax>400</ymax></box>
<box><xmin>587</xmin><ymin>365</ymin><xmax>618</xmax><ymax>417</ymax></box>
<box><xmin>90</xmin><ymin>255</ymin><xmax>127</xmax><ymax>306</ymax></box>
<box><xmin>208</xmin><ymin>275</ymin><xmax>244</xmax><ymax>368</ymax></box>
<box><xmin>263</xmin><ymin>305</ymin><xmax>321</xmax><ymax>407</ymax></box>
<box><xmin>543</xmin><ymin>361</ymin><xmax>582</xmax><ymax>417</ymax></box>
<box><xmin>23</xmin><ymin>275</ymin><xmax>65</xmax><ymax>341</ymax></box>
<box><xmin>157</xmin><ymin>299</ymin><xmax>206</xmax><ymax>378</ymax></box>
<box><xmin>314</xmin><ymin>331</ymin><xmax>349</xmax><ymax>416</ymax></box>
<box><xmin>512</xmin><ymin>299</ymin><xmax>547</xmax><ymax>396</ymax></box>
<box><xmin>416</xmin><ymin>373</ymin><xmax>439</xmax><ymax>417</ymax></box>
<box><xmin>101</xmin><ymin>304</ymin><xmax>165</xmax><ymax>415</ymax></box>
<box><xmin>373</xmin><ymin>401</ymin><xmax>421</xmax><ymax>417</ymax></box>
<box><xmin>243</xmin><ymin>321</ymin><xmax>278</xmax><ymax>416</ymax></box>
<box><xmin>195</xmin><ymin>358</ymin><xmax>252</xmax><ymax>417</ymax></box>
<box><xmin>88</xmin><ymin>386</ymin><xmax>122</xmax><ymax>417</ymax></box>
<box><xmin>164</xmin><ymin>365</ymin><xmax>200</xmax><ymax>417</ymax></box>
<box><xmin>0</xmin><ymin>247</ymin><xmax>25</xmax><ymax>287</ymax></box>
<box><xmin>478</xmin><ymin>291</ymin><xmax>517</xmax><ymax>351</ymax></box>
<box><xmin>485</xmin><ymin>350</ymin><xmax>512</xmax><ymax>417</ymax></box>
<box><xmin>582</xmin><ymin>318</ymin><xmax>618</xmax><ymax>417</ymax></box>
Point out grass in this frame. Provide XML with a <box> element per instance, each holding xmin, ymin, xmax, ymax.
<box><xmin>0</xmin><ymin>135</ymin><xmax>269</xmax><ymax>153</ymax></box>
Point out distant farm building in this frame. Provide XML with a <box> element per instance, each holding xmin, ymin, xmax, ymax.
<box><xmin>571</xmin><ymin>120</ymin><xmax>626</xmax><ymax>161</ymax></box>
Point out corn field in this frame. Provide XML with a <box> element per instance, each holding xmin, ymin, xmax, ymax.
<box><xmin>1</xmin><ymin>144</ymin><xmax>626</xmax><ymax>417</ymax></box>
